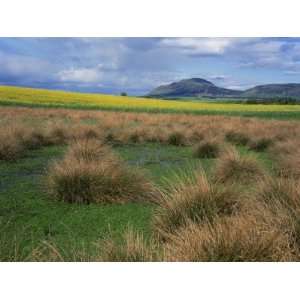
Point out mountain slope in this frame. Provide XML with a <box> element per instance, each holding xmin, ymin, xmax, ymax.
<box><xmin>148</xmin><ymin>78</ymin><xmax>241</xmax><ymax>98</ymax></box>
<box><xmin>148</xmin><ymin>78</ymin><xmax>300</xmax><ymax>100</ymax></box>
<box><xmin>242</xmin><ymin>84</ymin><xmax>300</xmax><ymax>98</ymax></box>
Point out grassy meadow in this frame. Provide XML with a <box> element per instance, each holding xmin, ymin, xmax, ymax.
<box><xmin>1</xmin><ymin>87</ymin><xmax>300</xmax><ymax>261</ymax></box>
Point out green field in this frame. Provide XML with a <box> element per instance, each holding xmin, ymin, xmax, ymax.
<box><xmin>2</xmin><ymin>85</ymin><xmax>300</xmax><ymax>119</ymax></box>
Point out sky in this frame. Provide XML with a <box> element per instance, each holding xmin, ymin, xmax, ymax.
<box><xmin>1</xmin><ymin>37</ymin><xmax>300</xmax><ymax>95</ymax></box>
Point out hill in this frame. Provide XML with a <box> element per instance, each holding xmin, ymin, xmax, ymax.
<box><xmin>147</xmin><ymin>78</ymin><xmax>241</xmax><ymax>98</ymax></box>
<box><xmin>242</xmin><ymin>84</ymin><xmax>300</xmax><ymax>99</ymax></box>
<box><xmin>147</xmin><ymin>78</ymin><xmax>300</xmax><ymax>100</ymax></box>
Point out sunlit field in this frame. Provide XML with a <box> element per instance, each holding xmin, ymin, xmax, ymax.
<box><xmin>1</xmin><ymin>85</ymin><xmax>300</xmax><ymax>119</ymax></box>
<box><xmin>1</xmin><ymin>104</ymin><xmax>300</xmax><ymax>261</ymax></box>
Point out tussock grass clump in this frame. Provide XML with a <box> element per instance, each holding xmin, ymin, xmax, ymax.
<box><xmin>66</xmin><ymin>139</ymin><xmax>111</xmax><ymax>162</ymax></box>
<box><xmin>213</xmin><ymin>147</ymin><xmax>266</xmax><ymax>184</ymax></box>
<box><xmin>72</xmin><ymin>125</ymin><xmax>100</xmax><ymax>140</ymax></box>
<box><xmin>153</xmin><ymin>171</ymin><xmax>240</xmax><ymax>240</ymax></box>
<box><xmin>193</xmin><ymin>139</ymin><xmax>220</xmax><ymax>158</ymax></box>
<box><xmin>97</xmin><ymin>229</ymin><xmax>161</xmax><ymax>262</ymax></box>
<box><xmin>269</xmin><ymin>140</ymin><xmax>300</xmax><ymax>178</ymax></box>
<box><xmin>164</xmin><ymin>215</ymin><xmax>294</xmax><ymax>262</ymax></box>
<box><xmin>145</xmin><ymin>128</ymin><xmax>168</xmax><ymax>144</ymax></box>
<box><xmin>104</xmin><ymin>132</ymin><xmax>115</xmax><ymax>144</ymax></box>
<box><xmin>186</xmin><ymin>128</ymin><xmax>205</xmax><ymax>145</ymax></box>
<box><xmin>248</xmin><ymin>137</ymin><xmax>273</xmax><ymax>152</ymax></box>
<box><xmin>0</xmin><ymin>125</ymin><xmax>57</xmax><ymax>162</ymax></box>
<box><xmin>47</xmin><ymin>124</ymin><xmax>69</xmax><ymax>145</ymax></box>
<box><xmin>125</xmin><ymin>128</ymin><xmax>148</xmax><ymax>144</ymax></box>
<box><xmin>103</xmin><ymin>131</ymin><xmax>122</xmax><ymax>145</ymax></box>
<box><xmin>254</xmin><ymin>177</ymin><xmax>300</xmax><ymax>249</ymax></box>
<box><xmin>273</xmin><ymin>154</ymin><xmax>300</xmax><ymax>179</ymax></box>
<box><xmin>167</xmin><ymin>132</ymin><xmax>186</xmax><ymax>146</ymax></box>
<box><xmin>20</xmin><ymin>128</ymin><xmax>55</xmax><ymax>150</ymax></box>
<box><xmin>256</xmin><ymin>176</ymin><xmax>300</xmax><ymax>210</ymax></box>
<box><xmin>0</xmin><ymin>130</ymin><xmax>25</xmax><ymax>161</ymax></box>
<box><xmin>245</xmin><ymin>176</ymin><xmax>300</xmax><ymax>253</ymax></box>
<box><xmin>128</xmin><ymin>132</ymin><xmax>142</xmax><ymax>144</ymax></box>
<box><xmin>225</xmin><ymin>130</ymin><xmax>250</xmax><ymax>146</ymax></box>
<box><xmin>189</xmin><ymin>131</ymin><xmax>204</xmax><ymax>143</ymax></box>
<box><xmin>270</xmin><ymin>139</ymin><xmax>298</xmax><ymax>156</ymax></box>
<box><xmin>47</xmin><ymin>141</ymin><xmax>156</xmax><ymax>204</ymax></box>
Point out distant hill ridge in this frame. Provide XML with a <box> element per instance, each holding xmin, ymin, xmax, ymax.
<box><xmin>147</xmin><ymin>78</ymin><xmax>300</xmax><ymax>99</ymax></box>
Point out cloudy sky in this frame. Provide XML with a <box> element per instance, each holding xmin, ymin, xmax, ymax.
<box><xmin>1</xmin><ymin>37</ymin><xmax>300</xmax><ymax>95</ymax></box>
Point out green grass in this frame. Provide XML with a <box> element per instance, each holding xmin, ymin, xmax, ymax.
<box><xmin>0</xmin><ymin>141</ymin><xmax>273</xmax><ymax>261</ymax></box>
<box><xmin>0</xmin><ymin>144</ymin><xmax>201</xmax><ymax>260</ymax></box>
<box><xmin>115</xmin><ymin>143</ymin><xmax>204</xmax><ymax>186</ymax></box>
<box><xmin>2</xmin><ymin>85</ymin><xmax>300</xmax><ymax>120</ymax></box>
<box><xmin>0</xmin><ymin>146</ymin><xmax>154</xmax><ymax>260</ymax></box>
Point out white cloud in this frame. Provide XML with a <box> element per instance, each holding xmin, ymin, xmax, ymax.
<box><xmin>237</xmin><ymin>40</ymin><xmax>286</xmax><ymax>68</ymax></box>
<box><xmin>249</xmin><ymin>41</ymin><xmax>283</xmax><ymax>54</ymax></box>
<box><xmin>284</xmin><ymin>70</ymin><xmax>300</xmax><ymax>75</ymax></box>
<box><xmin>208</xmin><ymin>74</ymin><xmax>229</xmax><ymax>81</ymax></box>
<box><xmin>226</xmin><ymin>85</ymin><xmax>249</xmax><ymax>90</ymax></box>
<box><xmin>0</xmin><ymin>51</ymin><xmax>51</xmax><ymax>78</ymax></box>
<box><xmin>57</xmin><ymin>67</ymin><xmax>103</xmax><ymax>83</ymax></box>
<box><xmin>160</xmin><ymin>37</ymin><xmax>236</xmax><ymax>55</ymax></box>
<box><xmin>159</xmin><ymin>38</ymin><xmax>298</xmax><ymax>72</ymax></box>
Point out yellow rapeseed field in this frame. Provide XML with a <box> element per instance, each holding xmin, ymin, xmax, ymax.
<box><xmin>1</xmin><ymin>85</ymin><xmax>300</xmax><ymax>114</ymax></box>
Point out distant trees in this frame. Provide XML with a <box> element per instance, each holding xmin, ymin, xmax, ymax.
<box><xmin>120</xmin><ymin>92</ymin><xmax>127</xmax><ymax>96</ymax></box>
<box><xmin>244</xmin><ymin>97</ymin><xmax>298</xmax><ymax>105</ymax></box>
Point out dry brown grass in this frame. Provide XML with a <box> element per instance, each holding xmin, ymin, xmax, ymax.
<box><xmin>18</xmin><ymin>128</ymin><xmax>48</xmax><ymax>150</ymax></box>
<box><xmin>270</xmin><ymin>139</ymin><xmax>299</xmax><ymax>156</ymax></box>
<box><xmin>213</xmin><ymin>146</ymin><xmax>266</xmax><ymax>184</ymax></box>
<box><xmin>255</xmin><ymin>176</ymin><xmax>300</xmax><ymax>209</ymax></box>
<box><xmin>225</xmin><ymin>130</ymin><xmax>250</xmax><ymax>146</ymax></box>
<box><xmin>153</xmin><ymin>170</ymin><xmax>241</xmax><ymax>240</ymax></box>
<box><xmin>0</xmin><ymin>130</ymin><xmax>24</xmax><ymax>161</ymax></box>
<box><xmin>97</xmin><ymin>229</ymin><xmax>162</xmax><ymax>262</ymax></box>
<box><xmin>71</xmin><ymin>124</ymin><xmax>100</xmax><ymax>141</ymax></box>
<box><xmin>16</xmin><ymin>229</ymin><xmax>161</xmax><ymax>262</ymax></box>
<box><xmin>167</xmin><ymin>131</ymin><xmax>187</xmax><ymax>146</ymax></box>
<box><xmin>1</xmin><ymin>106</ymin><xmax>300</xmax><ymax>158</ymax></box>
<box><xmin>254</xmin><ymin>176</ymin><xmax>300</xmax><ymax>248</ymax></box>
<box><xmin>46</xmin><ymin>123</ymin><xmax>69</xmax><ymax>145</ymax></box>
<box><xmin>188</xmin><ymin>130</ymin><xmax>205</xmax><ymax>143</ymax></box>
<box><xmin>47</xmin><ymin>140</ymin><xmax>157</xmax><ymax>204</ymax></box>
<box><xmin>193</xmin><ymin>138</ymin><xmax>221</xmax><ymax>159</ymax></box>
<box><xmin>248</xmin><ymin>137</ymin><xmax>273</xmax><ymax>152</ymax></box>
<box><xmin>163</xmin><ymin>215</ymin><xmax>295</xmax><ymax>261</ymax></box>
<box><xmin>66</xmin><ymin>138</ymin><xmax>111</xmax><ymax>162</ymax></box>
<box><xmin>274</xmin><ymin>154</ymin><xmax>300</xmax><ymax>179</ymax></box>
<box><xmin>120</xmin><ymin>127</ymin><xmax>149</xmax><ymax>144</ymax></box>
<box><xmin>268</xmin><ymin>138</ymin><xmax>300</xmax><ymax>178</ymax></box>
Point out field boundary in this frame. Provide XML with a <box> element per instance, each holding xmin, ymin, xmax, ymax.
<box><xmin>2</xmin><ymin>100</ymin><xmax>300</xmax><ymax>120</ymax></box>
